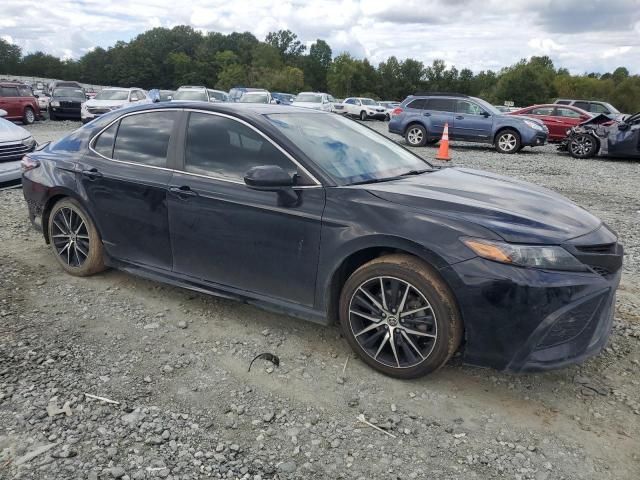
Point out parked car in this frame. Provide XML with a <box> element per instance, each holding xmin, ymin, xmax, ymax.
<box><xmin>48</xmin><ymin>80</ymin><xmax>84</xmax><ymax>95</ymax></box>
<box><xmin>272</xmin><ymin>92</ymin><xmax>296</xmax><ymax>105</ymax></box>
<box><xmin>494</xmin><ymin>105</ymin><xmax>519</xmax><ymax>113</ymax></box>
<box><xmin>0</xmin><ymin>109</ymin><xmax>36</xmax><ymax>187</ymax></box>
<box><xmin>0</xmin><ymin>82</ymin><xmax>41</xmax><ymax>124</ymax></box>
<box><xmin>228</xmin><ymin>87</ymin><xmax>266</xmax><ymax>102</ymax></box>
<box><xmin>172</xmin><ymin>86</ymin><xmax>213</xmax><ymax>103</ymax></box>
<box><xmin>148</xmin><ymin>89</ymin><xmax>175</xmax><ymax>103</ymax></box>
<box><xmin>331</xmin><ymin>99</ymin><xmax>345</xmax><ymax>113</ymax></box>
<box><xmin>559</xmin><ymin>112</ymin><xmax>640</xmax><ymax>159</ymax></box>
<box><xmin>509</xmin><ymin>104</ymin><xmax>592</xmax><ymax>142</ymax></box>
<box><xmin>21</xmin><ymin>102</ymin><xmax>622</xmax><ymax>378</ymax></box>
<box><xmin>81</xmin><ymin>87</ymin><xmax>150</xmax><ymax>123</ymax></box>
<box><xmin>291</xmin><ymin>92</ymin><xmax>335</xmax><ymax>112</ymax></box>
<box><xmin>85</xmin><ymin>89</ymin><xmax>98</xmax><ymax>100</ymax></box>
<box><xmin>554</xmin><ymin>99</ymin><xmax>622</xmax><ymax>118</ymax></box>
<box><xmin>389</xmin><ymin>93</ymin><xmax>548</xmax><ymax>153</ymax></box>
<box><xmin>34</xmin><ymin>90</ymin><xmax>51</xmax><ymax>111</ymax></box>
<box><xmin>341</xmin><ymin>97</ymin><xmax>387</xmax><ymax>120</ymax></box>
<box><xmin>378</xmin><ymin>101</ymin><xmax>400</xmax><ymax>121</ymax></box>
<box><xmin>49</xmin><ymin>87</ymin><xmax>86</xmax><ymax>121</ymax></box>
<box><xmin>238</xmin><ymin>90</ymin><xmax>273</xmax><ymax>104</ymax></box>
<box><xmin>208</xmin><ymin>89</ymin><xmax>229</xmax><ymax>102</ymax></box>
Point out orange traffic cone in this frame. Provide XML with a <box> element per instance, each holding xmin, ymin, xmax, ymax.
<box><xmin>436</xmin><ymin>122</ymin><xmax>451</xmax><ymax>161</ymax></box>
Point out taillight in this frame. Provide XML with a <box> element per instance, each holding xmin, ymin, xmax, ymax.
<box><xmin>391</xmin><ymin>107</ymin><xmax>403</xmax><ymax>116</ymax></box>
<box><xmin>21</xmin><ymin>156</ymin><xmax>40</xmax><ymax>173</ymax></box>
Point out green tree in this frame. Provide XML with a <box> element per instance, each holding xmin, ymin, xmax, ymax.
<box><xmin>265</xmin><ymin>30</ymin><xmax>306</xmax><ymax>61</ymax></box>
<box><xmin>0</xmin><ymin>38</ymin><xmax>22</xmax><ymax>74</ymax></box>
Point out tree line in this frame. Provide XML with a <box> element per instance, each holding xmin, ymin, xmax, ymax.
<box><xmin>1</xmin><ymin>26</ymin><xmax>639</xmax><ymax>112</ymax></box>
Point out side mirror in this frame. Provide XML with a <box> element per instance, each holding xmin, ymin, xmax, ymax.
<box><xmin>0</xmin><ymin>109</ymin><xmax>7</xmax><ymax>117</ymax></box>
<box><xmin>34</xmin><ymin>94</ymin><xmax>39</xmax><ymax>98</ymax></box>
<box><xmin>481</xmin><ymin>111</ymin><xmax>491</xmax><ymax>117</ymax></box>
<box><xmin>244</xmin><ymin>165</ymin><xmax>298</xmax><ymax>206</ymax></box>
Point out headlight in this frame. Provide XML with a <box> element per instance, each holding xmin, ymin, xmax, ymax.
<box><xmin>462</xmin><ymin>238</ymin><xmax>588</xmax><ymax>272</ymax></box>
<box><xmin>523</xmin><ymin>120</ymin><xmax>544</xmax><ymax>131</ymax></box>
<box><xmin>21</xmin><ymin>136</ymin><xmax>36</xmax><ymax>147</ymax></box>
<box><xmin>50</xmin><ymin>100</ymin><xmax>60</xmax><ymax>107</ymax></box>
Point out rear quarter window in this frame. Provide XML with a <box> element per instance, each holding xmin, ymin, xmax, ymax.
<box><xmin>406</xmin><ymin>99</ymin><xmax>427</xmax><ymax>110</ymax></box>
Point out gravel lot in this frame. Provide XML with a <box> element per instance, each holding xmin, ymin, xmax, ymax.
<box><xmin>1</xmin><ymin>119</ymin><xmax>639</xmax><ymax>480</ymax></box>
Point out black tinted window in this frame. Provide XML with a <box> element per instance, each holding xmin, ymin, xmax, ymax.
<box><xmin>185</xmin><ymin>112</ymin><xmax>296</xmax><ymax>181</ymax></box>
<box><xmin>406</xmin><ymin>99</ymin><xmax>427</xmax><ymax>110</ymax></box>
<box><xmin>0</xmin><ymin>87</ymin><xmax>19</xmax><ymax>97</ymax></box>
<box><xmin>113</xmin><ymin>112</ymin><xmax>177</xmax><ymax>167</ymax></box>
<box><xmin>425</xmin><ymin>98</ymin><xmax>455</xmax><ymax>112</ymax></box>
<box><xmin>93</xmin><ymin>122</ymin><xmax>118</xmax><ymax>158</ymax></box>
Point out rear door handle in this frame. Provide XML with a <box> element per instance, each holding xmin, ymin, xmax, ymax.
<box><xmin>81</xmin><ymin>168</ymin><xmax>103</xmax><ymax>179</ymax></box>
<box><xmin>169</xmin><ymin>185</ymin><xmax>198</xmax><ymax>197</ymax></box>
<box><xmin>455</xmin><ymin>115</ymin><xmax>464</xmax><ymax>120</ymax></box>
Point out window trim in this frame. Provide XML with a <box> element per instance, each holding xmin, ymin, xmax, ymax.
<box><xmin>89</xmin><ymin>108</ymin><xmax>322</xmax><ymax>188</ymax></box>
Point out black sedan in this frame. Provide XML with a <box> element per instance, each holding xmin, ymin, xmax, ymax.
<box><xmin>21</xmin><ymin>102</ymin><xmax>623</xmax><ymax>378</ymax></box>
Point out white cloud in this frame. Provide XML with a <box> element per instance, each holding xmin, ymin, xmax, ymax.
<box><xmin>1</xmin><ymin>0</ymin><xmax>639</xmax><ymax>74</ymax></box>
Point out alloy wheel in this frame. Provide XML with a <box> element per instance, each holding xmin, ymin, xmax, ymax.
<box><xmin>570</xmin><ymin>135</ymin><xmax>594</xmax><ymax>156</ymax></box>
<box><xmin>348</xmin><ymin>276</ymin><xmax>438</xmax><ymax>369</ymax></box>
<box><xmin>498</xmin><ymin>133</ymin><xmax>517</xmax><ymax>152</ymax></box>
<box><xmin>51</xmin><ymin>207</ymin><xmax>90</xmax><ymax>267</ymax></box>
<box><xmin>25</xmin><ymin>109</ymin><xmax>35</xmax><ymax>123</ymax></box>
<box><xmin>407</xmin><ymin>128</ymin><xmax>424</xmax><ymax>145</ymax></box>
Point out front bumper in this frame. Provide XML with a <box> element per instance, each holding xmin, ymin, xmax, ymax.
<box><xmin>0</xmin><ymin>160</ymin><xmax>22</xmax><ymax>187</ymax></box>
<box><xmin>51</xmin><ymin>106</ymin><xmax>81</xmax><ymax>119</ymax></box>
<box><xmin>521</xmin><ymin>130</ymin><xmax>548</xmax><ymax>147</ymax></box>
<box><xmin>366</xmin><ymin>111</ymin><xmax>387</xmax><ymax>120</ymax></box>
<box><xmin>440</xmin><ymin>255</ymin><xmax>621</xmax><ymax>372</ymax></box>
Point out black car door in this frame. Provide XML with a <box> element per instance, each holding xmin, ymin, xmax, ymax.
<box><xmin>77</xmin><ymin>110</ymin><xmax>180</xmax><ymax>270</ymax></box>
<box><xmin>167</xmin><ymin>111</ymin><xmax>325</xmax><ymax>307</ymax></box>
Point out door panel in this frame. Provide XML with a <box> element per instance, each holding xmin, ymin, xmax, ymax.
<box><xmin>168</xmin><ymin>174</ymin><xmax>325</xmax><ymax>306</ymax></box>
<box><xmin>452</xmin><ymin>100</ymin><xmax>493</xmax><ymax>140</ymax></box>
<box><xmin>424</xmin><ymin>98</ymin><xmax>456</xmax><ymax>138</ymax></box>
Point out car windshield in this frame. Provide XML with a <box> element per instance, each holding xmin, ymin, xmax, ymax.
<box><xmin>360</xmin><ymin>99</ymin><xmax>377</xmax><ymax>106</ymax></box>
<box><xmin>94</xmin><ymin>90</ymin><xmax>129</xmax><ymax>101</ymax></box>
<box><xmin>265</xmin><ymin>113</ymin><xmax>431</xmax><ymax>184</ymax></box>
<box><xmin>472</xmin><ymin>97</ymin><xmax>502</xmax><ymax>115</ymax></box>
<box><xmin>209</xmin><ymin>91</ymin><xmax>226</xmax><ymax>101</ymax></box>
<box><xmin>173</xmin><ymin>90</ymin><xmax>208</xmax><ymax>102</ymax></box>
<box><xmin>240</xmin><ymin>93</ymin><xmax>269</xmax><ymax>103</ymax></box>
<box><xmin>53</xmin><ymin>88</ymin><xmax>85</xmax><ymax>99</ymax></box>
<box><xmin>296</xmin><ymin>94</ymin><xmax>322</xmax><ymax>103</ymax></box>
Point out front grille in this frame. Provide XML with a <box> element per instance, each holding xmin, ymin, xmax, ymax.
<box><xmin>0</xmin><ymin>142</ymin><xmax>31</xmax><ymax>162</ymax></box>
<box><xmin>576</xmin><ymin>243</ymin><xmax>616</xmax><ymax>254</ymax></box>
<box><xmin>88</xmin><ymin>107</ymin><xmax>110</xmax><ymax>114</ymax></box>
<box><xmin>60</xmin><ymin>101</ymin><xmax>81</xmax><ymax>108</ymax></box>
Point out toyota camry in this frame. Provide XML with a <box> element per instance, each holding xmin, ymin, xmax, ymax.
<box><xmin>21</xmin><ymin>102</ymin><xmax>623</xmax><ymax>378</ymax></box>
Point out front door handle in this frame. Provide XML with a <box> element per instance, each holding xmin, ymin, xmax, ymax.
<box><xmin>422</xmin><ymin>112</ymin><xmax>431</xmax><ymax>117</ymax></box>
<box><xmin>169</xmin><ymin>185</ymin><xmax>198</xmax><ymax>197</ymax></box>
<box><xmin>81</xmin><ymin>168</ymin><xmax>103</xmax><ymax>179</ymax></box>
<box><xmin>455</xmin><ymin>115</ymin><xmax>464</xmax><ymax>120</ymax></box>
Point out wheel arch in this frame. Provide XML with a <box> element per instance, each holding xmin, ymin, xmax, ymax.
<box><xmin>323</xmin><ymin>237</ymin><xmax>457</xmax><ymax>326</ymax></box>
<box><xmin>493</xmin><ymin>125</ymin><xmax>521</xmax><ymax>143</ymax></box>
<box><xmin>403</xmin><ymin>120</ymin><xmax>428</xmax><ymax>136</ymax></box>
<box><xmin>41</xmin><ymin>188</ymin><xmax>101</xmax><ymax>244</ymax></box>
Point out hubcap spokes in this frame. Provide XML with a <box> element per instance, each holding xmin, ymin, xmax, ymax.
<box><xmin>52</xmin><ymin>207</ymin><xmax>90</xmax><ymax>267</ymax></box>
<box><xmin>349</xmin><ymin>276</ymin><xmax>437</xmax><ymax>369</ymax></box>
<box><xmin>499</xmin><ymin>134</ymin><xmax>516</xmax><ymax>151</ymax></box>
<box><xmin>408</xmin><ymin>128</ymin><xmax>423</xmax><ymax>144</ymax></box>
<box><xmin>571</xmin><ymin>135</ymin><xmax>592</xmax><ymax>155</ymax></box>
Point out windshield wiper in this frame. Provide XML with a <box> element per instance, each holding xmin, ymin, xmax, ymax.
<box><xmin>348</xmin><ymin>176</ymin><xmax>403</xmax><ymax>186</ymax></box>
<box><xmin>400</xmin><ymin>168</ymin><xmax>433</xmax><ymax>176</ymax></box>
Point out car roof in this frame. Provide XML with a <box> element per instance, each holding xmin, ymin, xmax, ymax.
<box><xmin>117</xmin><ymin>101</ymin><xmax>324</xmax><ymax>118</ymax></box>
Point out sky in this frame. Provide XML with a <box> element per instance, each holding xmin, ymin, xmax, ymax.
<box><xmin>2</xmin><ymin>0</ymin><xmax>640</xmax><ymax>74</ymax></box>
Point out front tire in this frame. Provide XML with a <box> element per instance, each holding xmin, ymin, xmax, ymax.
<box><xmin>568</xmin><ymin>134</ymin><xmax>598</xmax><ymax>159</ymax></box>
<box><xmin>405</xmin><ymin>124</ymin><xmax>427</xmax><ymax>147</ymax></box>
<box><xmin>49</xmin><ymin>110</ymin><xmax>57</xmax><ymax>121</ymax></box>
<box><xmin>48</xmin><ymin>198</ymin><xmax>105</xmax><ymax>276</ymax></box>
<box><xmin>495</xmin><ymin>129</ymin><xmax>521</xmax><ymax>154</ymax></box>
<box><xmin>359</xmin><ymin>111</ymin><xmax>367</xmax><ymax>121</ymax></box>
<box><xmin>339</xmin><ymin>254</ymin><xmax>463</xmax><ymax>379</ymax></box>
<box><xmin>23</xmin><ymin>107</ymin><xmax>35</xmax><ymax>125</ymax></box>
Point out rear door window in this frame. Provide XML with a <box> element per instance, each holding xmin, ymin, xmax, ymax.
<box><xmin>0</xmin><ymin>86</ymin><xmax>19</xmax><ymax>97</ymax></box>
<box><xmin>406</xmin><ymin>99</ymin><xmax>427</xmax><ymax>110</ymax></box>
<box><xmin>425</xmin><ymin>98</ymin><xmax>455</xmax><ymax>112</ymax></box>
<box><xmin>573</xmin><ymin>101</ymin><xmax>589</xmax><ymax>111</ymax></box>
<box><xmin>555</xmin><ymin>107</ymin><xmax>582</xmax><ymax>118</ymax></box>
<box><xmin>530</xmin><ymin>107</ymin><xmax>555</xmax><ymax>115</ymax></box>
<box><xmin>112</xmin><ymin>111</ymin><xmax>177</xmax><ymax>167</ymax></box>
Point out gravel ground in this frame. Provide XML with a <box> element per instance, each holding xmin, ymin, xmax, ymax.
<box><xmin>1</xmin><ymin>119</ymin><xmax>639</xmax><ymax>480</ymax></box>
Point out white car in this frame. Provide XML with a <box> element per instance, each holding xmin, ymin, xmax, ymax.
<box><xmin>238</xmin><ymin>90</ymin><xmax>274</xmax><ymax>104</ymax></box>
<box><xmin>0</xmin><ymin>109</ymin><xmax>36</xmax><ymax>187</ymax></box>
<box><xmin>378</xmin><ymin>101</ymin><xmax>400</xmax><ymax>121</ymax></box>
<box><xmin>81</xmin><ymin>87</ymin><xmax>150</xmax><ymax>124</ymax></box>
<box><xmin>172</xmin><ymin>86</ymin><xmax>219</xmax><ymax>103</ymax></box>
<box><xmin>291</xmin><ymin>92</ymin><xmax>335</xmax><ymax>112</ymax></box>
<box><xmin>341</xmin><ymin>97</ymin><xmax>387</xmax><ymax>120</ymax></box>
<box><xmin>33</xmin><ymin>90</ymin><xmax>51</xmax><ymax>111</ymax></box>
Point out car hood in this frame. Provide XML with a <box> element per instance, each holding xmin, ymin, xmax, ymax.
<box><xmin>0</xmin><ymin>118</ymin><xmax>30</xmax><ymax>142</ymax></box>
<box><xmin>365</xmin><ymin>167</ymin><xmax>601</xmax><ymax>244</ymax></box>
<box><xmin>52</xmin><ymin>96</ymin><xmax>85</xmax><ymax>103</ymax></box>
<box><xmin>85</xmin><ymin>99</ymin><xmax>128</xmax><ymax>108</ymax></box>
<box><xmin>291</xmin><ymin>102</ymin><xmax>324</xmax><ymax>109</ymax></box>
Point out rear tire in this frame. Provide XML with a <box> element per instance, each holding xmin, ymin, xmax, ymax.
<box><xmin>405</xmin><ymin>124</ymin><xmax>427</xmax><ymax>147</ymax></box>
<box><xmin>339</xmin><ymin>254</ymin><xmax>463</xmax><ymax>379</ymax></box>
<box><xmin>48</xmin><ymin>198</ymin><xmax>105</xmax><ymax>277</ymax></box>
<box><xmin>23</xmin><ymin>107</ymin><xmax>35</xmax><ymax>125</ymax></box>
<box><xmin>568</xmin><ymin>134</ymin><xmax>598</xmax><ymax>159</ymax></box>
<box><xmin>495</xmin><ymin>129</ymin><xmax>521</xmax><ymax>154</ymax></box>
<box><xmin>49</xmin><ymin>110</ymin><xmax>56</xmax><ymax>121</ymax></box>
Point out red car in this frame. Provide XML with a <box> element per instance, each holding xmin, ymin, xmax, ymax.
<box><xmin>509</xmin><ymin>104</ymin><xmax>591</xmax><ymax>142</ymax></box>
<box><xmin>0</xmin><ymin>82</ymin><xmax>41</xmax><ymax>124</ymax></box>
